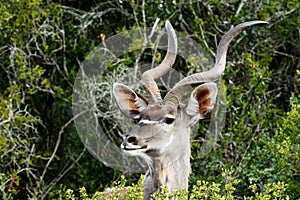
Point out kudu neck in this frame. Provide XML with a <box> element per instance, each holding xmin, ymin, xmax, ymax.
<box><xmin>147</xmin><ymin>129</ymin><xmax>191</xmax><ymax>192</ymax></box>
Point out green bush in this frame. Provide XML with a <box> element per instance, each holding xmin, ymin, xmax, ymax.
<box><xmin>238</xmin><ymin>94</ymin><xmax>300</xmax><ymax>198</ymax></box>
<box><xmin>56</xmin><ymin>172</ymin><xmax>290</xmax><ymax>199</ymax></box>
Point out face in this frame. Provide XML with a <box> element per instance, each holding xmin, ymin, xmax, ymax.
<box><xmin>121</xmin><ymin>103</ymin><xmax>181</xmax><ymax>156</ymax></box>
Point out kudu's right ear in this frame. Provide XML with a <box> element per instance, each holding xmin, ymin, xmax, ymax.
<box><xmin>113</xmin><ymin>83</ymin><xmax>148</xmax><ymax>119</ymax></box>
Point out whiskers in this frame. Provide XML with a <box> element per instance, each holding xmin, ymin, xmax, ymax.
<box><xmin>124</xmin><ymin>149</ymin><xmax>154</xmax><ymax>175</ymax></box>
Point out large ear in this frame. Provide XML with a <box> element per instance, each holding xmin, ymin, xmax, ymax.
<box><xmin>113</xmin><ymin>83</ymin><xmax>148</xmax><ymax>119</ymax></box>
<box><xmin>185</xmin><ymin>82</ymin><xmax>218</xmax><ymax>120</ymax></box>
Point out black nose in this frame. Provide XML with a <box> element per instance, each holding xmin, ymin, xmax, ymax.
<box><xmin>126</xmin><ymin>136</ymin><xmax>137</xmax><ymax>145</ymax></box>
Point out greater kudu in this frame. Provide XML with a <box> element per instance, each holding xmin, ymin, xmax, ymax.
<box><xmin>112</xmin><ymin>20</ymin><xmax>267</xmax><ymax>199</ymax></box>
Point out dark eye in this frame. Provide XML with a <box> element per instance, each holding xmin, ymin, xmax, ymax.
<box><xmin>164</xmin><ymin>117</ymin><xmax>175</xmax><ymax>124</ymax></box>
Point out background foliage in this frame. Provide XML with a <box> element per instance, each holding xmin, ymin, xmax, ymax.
<box><xmin>0</xmin><ymin>0</ymin><xmax>299</xmax><ymax>199</ymax></box>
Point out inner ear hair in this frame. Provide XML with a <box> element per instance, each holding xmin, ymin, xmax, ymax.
<box><xmin>194</xmin><ymin>88</ymin><xmax>212</xmax><ymax>115</ymax></box>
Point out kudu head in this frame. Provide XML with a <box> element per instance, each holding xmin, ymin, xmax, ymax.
<box><xmin>112</xmin><ymin>20</ymin><xmax>267</xmax><ymax>170</ymax></box>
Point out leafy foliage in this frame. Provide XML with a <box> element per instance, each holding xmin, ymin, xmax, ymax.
<box><xmin>54</xmin><ymin>172</ymin><xmax>290</xmax><ymax>199</ymax></box>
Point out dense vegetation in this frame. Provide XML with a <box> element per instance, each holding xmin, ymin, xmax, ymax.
<box><xmin>0</xmin><ymin>0</ymin><xmax>299</xmax><ymax>199</ymax></box>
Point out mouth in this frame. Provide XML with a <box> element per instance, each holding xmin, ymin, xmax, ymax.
<box><xmin>121</xmin><ymin>142</ymin><xmax>147</xmax><ymax>151</ymax></box>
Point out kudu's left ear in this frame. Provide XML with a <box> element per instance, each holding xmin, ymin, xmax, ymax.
<box><xmin>185</xmin><ymin>82</ymin><xmax>218</xmax><ymax>121</ymax></box>
<box><xmin>113</xmin><ymin>83</ymin><xmax>148</xmax><ymax>119</ymax></box>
